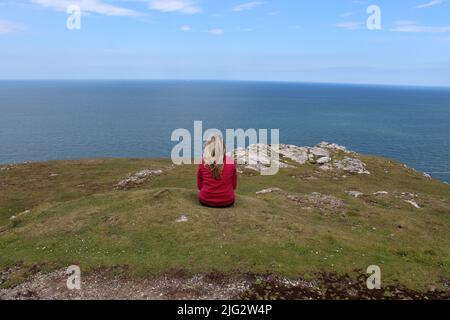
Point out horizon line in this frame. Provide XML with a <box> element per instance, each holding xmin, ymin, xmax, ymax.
<box><xmin>0</xmin><ymin>79</ymin><xmax>449</xmax><ymax>89</ymax></box>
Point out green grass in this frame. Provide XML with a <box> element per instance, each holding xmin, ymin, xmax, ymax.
<box><xmin>0</xmin><ymin>156</ymin><xmax>449</xmax><ymax>291</ymax></box>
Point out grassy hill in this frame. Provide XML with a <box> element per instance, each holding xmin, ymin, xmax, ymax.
<box><xmin>0</xmin><ymin>149</ymin><xmax>449</xmax><ymax>299</ymax></box>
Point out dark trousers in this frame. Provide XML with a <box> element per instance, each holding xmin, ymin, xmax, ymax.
<box><xmin>199</xmin><ymin>200</ymin><xmax>235</xmax><ymax>208</ymax></box>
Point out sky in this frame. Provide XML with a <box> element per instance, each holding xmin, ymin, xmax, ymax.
<box><xmin>0</xmin><ymin>0</ymin><xmax>450</xmax><ymax>86</ymax></box>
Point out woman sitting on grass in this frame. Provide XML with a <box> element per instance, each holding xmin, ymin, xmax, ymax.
<box><xmin>197</xmin><ymin>134</ymin><xmax>237</xmax><ymax>208</ymax></box>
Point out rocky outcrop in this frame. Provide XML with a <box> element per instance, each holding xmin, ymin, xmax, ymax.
<box><xmin>233</xmin><ymin>141</ymin><xmax>370</xmax><ymax>174</ymax></box>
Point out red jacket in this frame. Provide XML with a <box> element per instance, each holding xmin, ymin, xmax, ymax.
<box><xmin>197</xmin><ymin>156</ymin><xmax>237</xmax><ymax>207</ymax></box>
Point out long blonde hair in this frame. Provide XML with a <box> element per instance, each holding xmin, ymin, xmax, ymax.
<box><xmin>203</xmin><ymin>134</ymin><xmax>226</xmax><ymax>180</ymax></box>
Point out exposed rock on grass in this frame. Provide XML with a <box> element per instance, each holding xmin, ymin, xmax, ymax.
<box><xmin>346</xmin><ymin>191</ymin><xmax>364</xmax><ymax>198</ymax></box>
<box><xmin>287</xmin><ymin>192</ymin><xmax>346</xmax><ymax>214</ymax></box>
<box><xmin>255</xmin><ymin>188</ymin><xmax>283</xmax><ymax>195</ymax></box>
<box><xmin>176</xmin><ymin>215</ymin><xmax>189</xmax><ymax>223</ymax></box>
<box><xmin>373</xmin><ymin>191</ymin><xmax>389</xmax><ymax>196</ymax></box>
<box><xmin>404</xmin><ymin>200</ymin><xmax>421</xmax><ymax>209</ymax></box>
<box><xmin>334</xmin><ymin>157</ymin><xmax>370</xmax><ymax>175</ymax></box>
<box><xmin>0</xmin><ymin>165</ymin><xmax>17</xmax><ymax>171</ymax></box>
<box><xmin>397</xmin><ymin>192</ymin><xmax>421</xmax><ymax>209</ymax></box>
<box><xmin>116</xmin><ymin>169</ymin><xmax>164</xmax><ymax>189</ymax></box>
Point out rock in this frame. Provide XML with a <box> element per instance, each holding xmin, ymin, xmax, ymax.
<box><xmin>310</xmin><ymin>147</ymin><xmax>330</xmax><ymax>158</ymax></box>
<box><xmin>404</xmin><ymin>200</ymin><xmax>420</xmax><ymax>209</ymax></box>
<box><xmin>401</xmin><ymin>192</ymin><xmax>417</xmax><ymax>198</ymax></box>
<box><xmin>135</xmin><ymin>169</ymin><xmax>163</xmax><ymax>179</ymax></box>
<box><xmin>308</xmin><ymin>153</ymin><xmax>316</xmax><ymax>164</ymax></box>
<box><xmin>373</xmin><ymin>191</ymin><xmax>389</xmax><ymax>195</ymax></box>
<box><xmin>279</xmin><ymin>145</ymin><xmax>310</xmax><ymax>164</ymax></box>
<box><xmin>318</xmin><ymin>164</ymin><xmax>332</xmax><ymax>171</ymax></box>
<box><xmin>234</xmin><ymin>145</ymin><xmax>291</xmax><ymax>172</ymax></box>
<box><xmin>9</xmin><ymin>215</ymin><xmax>17</xmax><ymax>221</ymax></box>
<box><xmin>116</xmin><ymin>169</ymin><xmax>164</xmax><ymax>189</ymax></box>
<box><xmin>345</xmin><ymin>191</ymin><xmax>364</xmax><ymax>198</ymax></box>
<box><xmin>317</xmin><ymin>141</ymin><xmax>351</xmax><ymax>154</ymax></box>
<box><xmin>423</xmin><ymin>173</ymin><xmax>432</xmax><ymax>179</ymax></box>
<box><xmin>316</xmin><ymin>157</ymin><xmax>331</xmax><ymax>164</ymax></box>
<box><xmin>334</xmin><ymin>157</ymin><xmax>370</xmax><ymax>175</ymax></box>
<box><xmin>256</xmin><ymin>188</ymin><xmax>283</xmax><ymax>195</ymax></box>
<box><xmin>176</xmin><ymin>215</ymin><xmax>189</xmax><ymax>223</ymax></box>
<box><xmin>49</xmin><ymin>173</ymin><xmax>59</xmax><ymax>177</ymax></box>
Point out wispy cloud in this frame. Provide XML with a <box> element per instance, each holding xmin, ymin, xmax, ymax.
<box><xmin>31</xmin><ymin>0</ymin><xmax>142</xmax><ymax>16</ymax></box>
<box><xmin>335</xmin><ymin>21</ymin><xmax>364</xmax><ymax>30</ymax></box>
<box><xmin>391</xmin><ymin>21</ymin><xmax>450</xmax><ymax>33</ymax></box>
<box><xmin>415</xmin><ymin>0</ymin><xmax>446</xmax><ymax>9</ymax></box>
<box><xmin>180</xmin><ymin>25</ymin><xmax>191</xmax><ymax>31</ymax></box>
<box><xmin>0</xmin><ymin>20</ymin><xmax>26</xmax><ymax>34</ymax></box>
<box><xmin>233</xmin><ymin>1</ymin><xmax>265</xmax><ymax>12</ymax></box>
<box><xmin>149</xmin><ymin>0</ymin><xmax>201</xmax><ymax>14</ymax></box>
<box><xmin>208</xmin><ymin>28</ymin><xmax>224</xmax><ymax>35</ymax></box>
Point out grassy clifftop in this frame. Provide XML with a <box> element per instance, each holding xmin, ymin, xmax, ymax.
<box><xmin>0</xmin><ymin>147</ymin><xmax>449</xmax><ymax>297</ymax></box>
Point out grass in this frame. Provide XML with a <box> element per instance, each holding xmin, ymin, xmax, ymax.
<box><xmin>0</xmin><ymin>155</ymin><xmax>449</xmax><ymax>291</ymax></box>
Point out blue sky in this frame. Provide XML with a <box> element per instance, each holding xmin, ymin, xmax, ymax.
<box><xmin>1</xmin><ymin>0</ymin><xmax>450</xmax><ymax>86</ymax></box>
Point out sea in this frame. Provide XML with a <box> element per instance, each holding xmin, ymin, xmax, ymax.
<box><xmin>0</xmin><ymin>80</ymin><xmax>449</xmax><ymax>183</ymax></box>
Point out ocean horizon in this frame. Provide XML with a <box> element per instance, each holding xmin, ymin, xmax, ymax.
<box><xmin>1</xmin><ymin>80</ymin><xmax>449</xmax><ymax>183</ymax></box>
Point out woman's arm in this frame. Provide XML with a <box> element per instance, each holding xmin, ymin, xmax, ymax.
<box><xmin>197</xmin><ymin>165</ymin><xmax>203</xmax><ymax>190</ymax></box>
<box><xmin>232</xmin><ymin>165</ymin><xmax>238</xmax><ymax>190</ymax></box>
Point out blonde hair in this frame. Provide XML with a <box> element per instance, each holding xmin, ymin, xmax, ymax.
<box><xmin>203</xmin><ymin>134</ymin><xmax>226</xmax><ymax>180</ymax></box>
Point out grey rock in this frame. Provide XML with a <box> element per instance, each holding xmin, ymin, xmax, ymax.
<box><xmin>345</xmin><ymin>191</ymin><xmax>364</xmax><ymax>198</ymax></box>
<box><xmin>310</xmin><ymin>147</ymin><xmax>330</xmax><ymax>158</ymax></box>
<box><xmin>256</xmin><ymin>188</ymin><xmax>283</xmax><ymax>195</ymax></box>
<box><xmin>176</xmin><ymin>215</ymin><xmax>189</xmax><ymax>223</ymax></box>
<box><xmin>334</xmin><ymin>157</ymin><xmax>370</xmax><ymax>175</ymax></box>
<box><xmin>316</xmin><ymin>157</ymin><xmax>331</xmax><ymax>164</ymax></box>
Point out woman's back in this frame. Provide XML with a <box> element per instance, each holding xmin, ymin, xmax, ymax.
<box><xmin>197</xmin><ymin>155</ymin><xmax>237</xmax><ymax>207</ymax></box>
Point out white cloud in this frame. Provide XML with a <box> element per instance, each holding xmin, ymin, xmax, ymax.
<box><xmin>208</xmin><ymin>28</ymin><xmax>224</xmax><ymax>35</ymax></box>
<box><xmin>149</xmin><ymin>0</ymin><xmax>201</xmax><ymax>14</ymax></box>
<box><xmin>335</xmin><ymin>21</ymin><xmax>364</xmax><ymax>30</ymax></box>
<box><xmin>0</xmin><ymin>20</ymin><xmax>26</xmax><ymax>34</ymax></box>
<box><xmin>415</xmin><ymin>0</ymin><xmax>446</xmax><ymax>9</ymax></box>
<box><xmin>180</xmin><ymin>25</ymin><xmax>191</xmax><ymax>31</ymax></box>
<box><xmin>233</xmin><ymin>1</ymin><xmax>265</xmax><ymax>12</ymax></box>
<box><xmin>31</xmin><ymin>0</ymin><xmax>142</xmax><ymax>16</ymax></box>
<box><xmin>391</xmin><ymin>21</ymin><xmax>450</xmax><ymax>33</ymax></box>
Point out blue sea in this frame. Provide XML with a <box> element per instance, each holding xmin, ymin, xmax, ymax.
<box><xmin>0</xmin><ymin>80</ymin><xmax>449</xmax><ymax>183</ymax></box>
